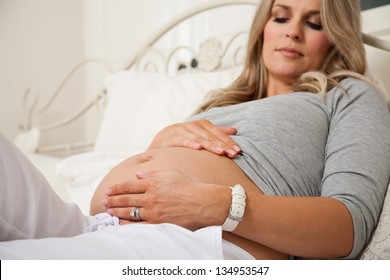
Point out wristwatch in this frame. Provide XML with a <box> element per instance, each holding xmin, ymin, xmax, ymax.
<box><xmin>222</xmin><ymin>184</ymin><xmax>246</xmax><ymax>232</ymax></box>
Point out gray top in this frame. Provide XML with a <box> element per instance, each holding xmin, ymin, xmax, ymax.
<box><xmin>190</xmin><ymin>78</ymin><xmax>390</xmax><ymax>259</ymax></box>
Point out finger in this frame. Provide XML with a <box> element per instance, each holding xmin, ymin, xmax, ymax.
<box><xmin>176</xmin><ymin>136</ymin><xmax>227</xmax><ymax>155</ymax></box>
<box><xmin>174</xmin><ymin>136</ymin><xmax>202</xmax><ymax>150</ymax></box>
<box><xmin>187</xmin><ymin>121</ymin><xmax>241</xmax><ymax>157</ymax></box>
<box><xmin>211</xmin><ymin>126</ymin><xmax>240</xmax><ymax>152</ymax></box>
<box><xmin>119</xmin><ymin>219</ymin><xmax>149</xmax><ymax>225</ymax></box>
<box><xmin>191</xmin><ymin>132</ymin><xmax>239</xmax><ymax>158</ymax></box>
<box><xmin>218</xmin><ymin>127</ymin><xmax>241</xmax><ymax>151</ymax></box>
<box><xmin>149</xmin><ymin>123</ymin><xmax>196</xmax><ymax>150</ymax></box>
<box><xmin>167</xmin><ymin>124</ymin><xmax>237</xmax><ymax>157</ymax></box>
<box><xmin>154</xmin><ymin>121</ymin><xmax>240</xmax><ymax>156</ymax></box>
<box><xmin>119</xmin><ymin>219</ymin><xmax>131</xmax><ymax>225</ymax></box>
<box><xmin>219</xmin><ymin>126</ymin><xmax>238</xmax><ymax>135</ymax></box>
<box><xmin>108</xmin><ymin>206</ymin><xmax>147</xmax><ymax>221</ymax></box>
<box><xmin>106</xmin><ymin>180</ymin><xmax>145</xmax><ymax>196</ymax></box>
<box><xmin>104</xmin><ymin>193</ymin><xmax>144</xmax><ymax>208</ymax></box>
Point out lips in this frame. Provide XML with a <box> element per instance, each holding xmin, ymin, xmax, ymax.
<box><xmin>277</xmin><ymin>47</ymin><xmax>304</xmax><ymax>58</ymax></box>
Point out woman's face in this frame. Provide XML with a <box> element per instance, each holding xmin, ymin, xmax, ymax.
<box><xmin>262</xmin><ymin>0</ymin><xmax>332</xmax><ymax>92</ymax></box>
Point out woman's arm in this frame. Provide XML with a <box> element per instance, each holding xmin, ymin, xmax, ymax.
<box><xmin>235</xmin><ymin>192</ymin><xmax>354</xmax><ymax>259</ymax></box>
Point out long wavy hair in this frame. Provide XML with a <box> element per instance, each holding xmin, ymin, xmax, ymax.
<box><xmin>195</xmin><ymin>0</ymin><xmax>372</xmax><ymax>114</ymax></box>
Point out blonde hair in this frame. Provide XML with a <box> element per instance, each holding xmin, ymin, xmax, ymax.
<box><xmin>195</xmin><ymin>0</ymin><xmax>374</xmax><ymax>114</ymax></box>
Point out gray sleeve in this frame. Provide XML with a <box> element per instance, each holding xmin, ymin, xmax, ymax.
<box><xmin>321</xmin><ymin>79</ymin><xmax>390</xmax><ymax>259</ymax></box>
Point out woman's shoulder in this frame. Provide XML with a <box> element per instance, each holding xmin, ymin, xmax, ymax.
<box><xmin>339</xmin><ymin>77</ymin><xmax>374</xmax><ymax>91</ymax></box>
<box><xmin>339</xmin><ymin>77</ymin><xmax>386</xmax><ymax>97</ymax></box>
<box><xmin>327</xmin><ymin>77</ymin><xmax>390</xmax><ymax>122</ymax></box>
<box><xmin>333</xmin><ymin>77</ymin><xmax>388</xmax><ymax>106</ymax></box>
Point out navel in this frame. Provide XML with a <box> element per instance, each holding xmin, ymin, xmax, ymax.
<box><xmin>137</xmin><ymin>155</ymin><xmax>154</xmax><ymax>164</ymax></box>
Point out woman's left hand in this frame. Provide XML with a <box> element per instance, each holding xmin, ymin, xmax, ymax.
<box><xmin>148</xmin><ymin>120</ymin><xmax>241</xmax><ymax>158</ymax></box>
<box><xmin>103</xmin><ymin>170</ymin><xmax>231</xmax><ymax>230</ymax></box>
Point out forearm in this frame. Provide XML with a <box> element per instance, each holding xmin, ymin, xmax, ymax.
<box><xmin>234</xmin><ymin>193</ymin><xmax>354</xmax><ymax>259</ymax></box>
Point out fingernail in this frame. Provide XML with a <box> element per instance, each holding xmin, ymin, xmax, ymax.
<box><xmin>227</xmin><ymin>149</ymin><xmax>237</xmax><ymax>157</ymax></box>
<box><xmin>101</xmin><ymin>199</ymin><xmax>108</xmax><ymax>206</ymax></box>
<box><xmin>233</xmin><ymin>145</ymin><xmax>241</xmax><ymax>152</ymax></box>
<box><xmin>135</xmin><ymin>170</ymin><xmax>146</xmax><ymax>178</ymax></box>
<box><xmin>215</xmin><ymin>146</ymin><xmax>224</xmax><ymax>153</ymax></box>
<box><xmin>105</xmin><ymin>189</ymin><xmax>112</xmax><ymax>196</ymax></box>
<box><xmin>107</xmin><ymin>208</ymin><xmax>113</xmax><ymax>215</ymax></box>
<box><xmin>193</xmin><ymin>142</ymin><xmax>201</xmax><ymax>149</ymax></box>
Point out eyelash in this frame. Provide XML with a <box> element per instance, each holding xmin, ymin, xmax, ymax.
<box><xmin>273</xmin><ymin>17</ymin><xmax>323</xmax><ymax>31</ymax></box>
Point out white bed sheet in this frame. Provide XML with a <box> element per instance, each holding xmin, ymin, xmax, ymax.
<box><xmin>0</xmin><ymin>223</ymin><xmax>224</xmax><ymax>260</ymax></box>
<box><xmin>56</xmin><ymin>152</ymin><xmax>131</xmax><ymax>214</ymax></box>
<box><xmin>57</xmin><ymin>151</ymin><xmax>133</xmax><ymax>214</ymax></box>
<box><xmin>23</xmin><ymin>150</ymin><xmax>131</xmax><ymax>214</ymax></box>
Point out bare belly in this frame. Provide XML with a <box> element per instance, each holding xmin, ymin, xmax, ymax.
<box><xmin>90</xmin><ymin>147</ymin><xmax>287</xmax><ymax>260</ymax></box>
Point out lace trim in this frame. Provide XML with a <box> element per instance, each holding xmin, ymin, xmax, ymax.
<box><xmin>86</xmin><ymin>213</ymin><xmax>120</xmax><ymax>232</ymax></box>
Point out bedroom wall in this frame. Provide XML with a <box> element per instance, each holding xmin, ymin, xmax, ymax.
<box><xmin>0</xmin><ymin>0</ymin><xmax>85</xmax><ymax>145</ymax></box>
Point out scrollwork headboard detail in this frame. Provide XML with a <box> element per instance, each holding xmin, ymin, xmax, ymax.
<box><xmin>132</xmin><ymin>31</ymin><xmax>249</xmax><ymax>75</ymax></box>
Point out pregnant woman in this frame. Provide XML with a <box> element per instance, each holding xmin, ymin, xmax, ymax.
<box><xmin>1</xmin><ymin>0</ymin><xmax>389</xmax><ymax>260</ymax></box>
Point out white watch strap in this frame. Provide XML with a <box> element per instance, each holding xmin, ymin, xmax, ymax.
<box><xmin>222</xmin><ymin>184</ymin><xmax>246</xmax><ymax>232</ymax></box>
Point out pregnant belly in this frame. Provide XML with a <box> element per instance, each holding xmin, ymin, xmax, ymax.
<box><xmin>90</xmin><ymin>147</ymin><xmax>260</xmax><ymax>215</ymax></box>
<box><xmin>89</xmin><ymin>147</ymin><xmax>287</xmax><ymax>260</ymax></box>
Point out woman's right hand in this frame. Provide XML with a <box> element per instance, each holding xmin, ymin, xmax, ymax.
<box><xmin>147</xmin><ymin>119</ymin><xmax>241</xmax><ymax>158</ymax></box>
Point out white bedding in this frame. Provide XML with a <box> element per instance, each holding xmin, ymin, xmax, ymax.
<box><xmin>0</xmin><ymin>223</ymin><xmax>225</xmax><ymax>259</ymax></box>
<box><xmin>56</xmin><ymin>151</ymin><xmax>131</xmax><ymax>214</ymax></box>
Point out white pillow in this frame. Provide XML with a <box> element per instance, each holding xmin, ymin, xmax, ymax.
<box><xmin>94</xmin><ymin>68</ymin><xmax>241</xmax><ymax>154</ymax></box>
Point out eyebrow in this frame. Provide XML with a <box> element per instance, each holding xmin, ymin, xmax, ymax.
<box><xmin>272</xmin><ymin>4</ymin><xmax>321</xmax><ymax>16</ymax></box>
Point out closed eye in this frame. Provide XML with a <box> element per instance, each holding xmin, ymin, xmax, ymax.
<box><xmin>273</xmin><ymin>17</ymin><xmax>289</xmax><ymax>23</ymax></box>
<box><xmin>307</xmin><ymin>21</ymin><xmax>323</xmax><ymax>30</ymax></box>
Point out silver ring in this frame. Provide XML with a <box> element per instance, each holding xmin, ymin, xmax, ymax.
<box><xmin>130</xmin><ymin>207</ymin><xmax>142</xmax><ymax>222</ymax></box>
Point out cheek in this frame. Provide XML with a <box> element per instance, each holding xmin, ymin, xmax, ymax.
<box><xmin>263</xmin><ymin>22</ymin><xmax>276</xmax><ymax>52</ymax></box>
<box><xmin>262</xmin><ymin>22</ymin><xmax>277</xmax><ymax>64</ymax></box>
<box><xmin>310</xmin><ymin>35</ymin><xmax>332</xmax><ymax>63</ymax></box>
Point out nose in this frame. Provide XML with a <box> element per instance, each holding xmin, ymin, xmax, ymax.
<box><xmin>286</xmin><ymin>32</ymin><xmax>302</xmax><ymax>41</ymax></box>
<box><xmin>286</xmin><ymin>22</ymin><xmax>302</xmax><ymax>41</ymax></box>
